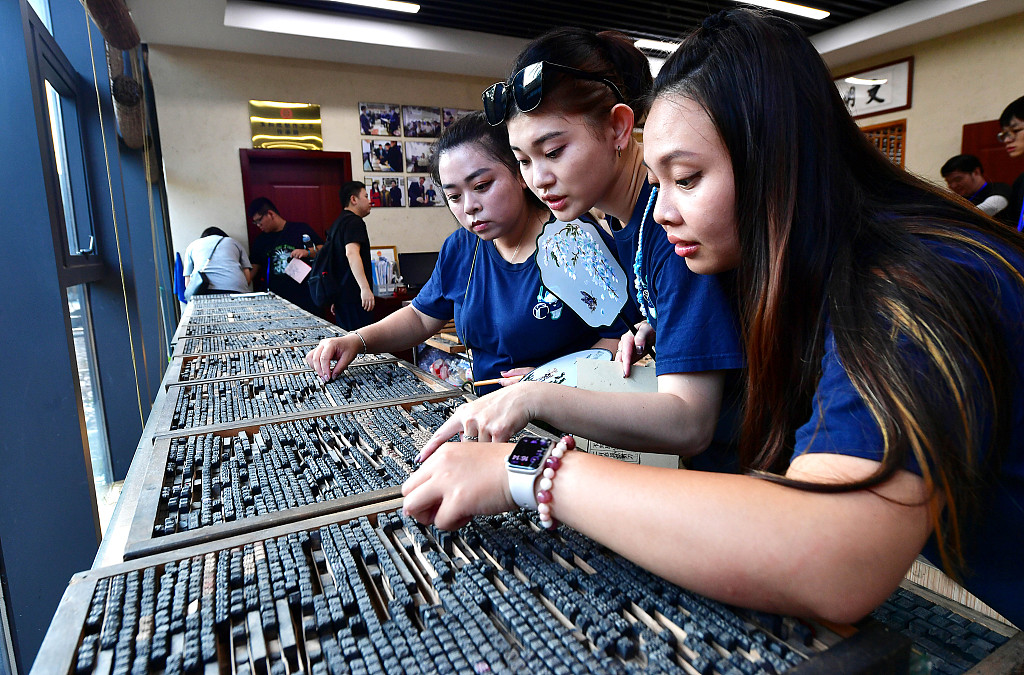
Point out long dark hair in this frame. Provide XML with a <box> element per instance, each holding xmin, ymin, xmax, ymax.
<box><xmin>429</xmin><ymin>111</ymin><xmax>543</xmax><ymax>210</ymax></box>
<box><xmin>506</xmin><ymin>27</ymin><xmax>652</xmax><ymax>125</ymax></box>
<box><xmin>651</xmin><ymin>9</ymin><xmax>1024</xmax><ymax>575</ymax></box>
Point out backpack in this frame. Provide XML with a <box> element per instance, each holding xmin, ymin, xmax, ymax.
<box><xmin>308</xmin><ymin>223</ymin><xmax>343</xmax><ymax>307</ymax></box>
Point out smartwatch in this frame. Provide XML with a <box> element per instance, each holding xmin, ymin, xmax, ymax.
<box><xmin>506</xmin><ymin>436</ymin><xmax>551</xmax><ymax>510</ymax></box>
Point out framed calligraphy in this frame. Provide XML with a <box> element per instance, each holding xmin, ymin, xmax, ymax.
<box><xmin>833</xmin><ymin>57</ymin><xmax>913</xmax><ymax>120</ymax></box>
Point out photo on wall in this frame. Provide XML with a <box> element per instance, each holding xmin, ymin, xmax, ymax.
<box><xmin>364</xmin><ymin>175</ymin><xmax>406</xmax><ymax>208</ymax></box>
<box><xmin>358</xmin><ymin>102</ymin><xmax>401</xmax><ymax>136</ymax></box>
<box><xmin>402</xmin><ymin>105</ymin><xmax>442</xmax><ymax>138</ymax></box>
<box><xmin>407</xmin><ymin>176</ymin><xmax>442</xmax><ymax>207</ymax></box>
<box><xmin>443</xmin><ymin>108</ymin><xmax>476</xmax><ymax>129</ymax></box>
<box><xmin>405</xmin><ymin>141</ymin><xmax>435</xmax><ymax>173</ymax></box>
<box><xmin>362</xmin><ymin>139</ymin><xmax>403</xmax><ymax>172</ymax></box>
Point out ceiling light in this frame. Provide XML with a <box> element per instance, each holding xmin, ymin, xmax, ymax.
<box><xmin>323</xmin><ymin>0</ymin><xmax>420</xmax><ymax>14</ymax></box>
<box><xmin>731</xmin><ymin>0</ymin><xmax>830</xmax><ymax>20</ymax></box>
<box><xmin>634</xmin><ymin>38</ymin><xmax>679</xmax><ymax>54</ymax></box>
<box><xmin>844</xmin><ymin>77</ymin><xmax>887</xmax><ymax>86</ymax></box>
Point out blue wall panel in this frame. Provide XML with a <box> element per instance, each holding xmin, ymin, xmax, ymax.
<box><xmin>0</xmin><ymin>2</ymin><xmax>101</xmax><ymax>668</ymax></box>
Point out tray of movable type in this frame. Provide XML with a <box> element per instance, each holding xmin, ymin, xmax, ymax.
<box><xmin>188</xmin><ymin>293</ymin><xmax>289</xmax><ymax>310</ymax></box>
<box><xmin>167</xmin><ymin>348</ymin><xmax>396</xmax><ymax>385</ymax></box>
<box><xmin>867</xmin><ymin>584</ymin><xmax>1021</xmax><ymax>674</ymax></box>
<box><xmin>185</xmin><ymin>309</ymin><xmax>314</xmax><ymax>325</ymax></box>
<box><xmin>178</xmin><ymin>317</ymin><xmax>332</xmax><ymax>339</ymax></box>
<box><xmin>125</xmin><ymin>397</ymin><xmax>526</xmax><ymax>559</ymax></box>
<box><xmin>37</xmin><ymin>497</ymin><xmax>954</xmax><ymax>675</ymax></box>
<box><xmin>158</xmin><ymin>362</ymin><xmax>456</xmax><ymax>434</ymax></box>
<box><xmin>175</xmin><ymin>326</ymin><xmax>345</xmax><ymax>357</ymax></box>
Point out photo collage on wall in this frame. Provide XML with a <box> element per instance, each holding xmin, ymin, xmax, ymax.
<box><xmin>359</xmin><ymin>102</ymin><xmax>475</xmax><ymax>208</ymax></box>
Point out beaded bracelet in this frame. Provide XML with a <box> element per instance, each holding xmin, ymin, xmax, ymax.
<box><xmin>352</xmin><ymin>331</ymin><xmax>368</xmax><ymax>354</ymax></box>
<box><xmin>536</xmin><ymin>434</ymin><xmax>575</xmax><ymax>529</ymax></box>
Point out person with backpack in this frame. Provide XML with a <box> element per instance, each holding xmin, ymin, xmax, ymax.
<box><xmin>312</xmin><ymin>181</ymin><xmax>375</xmax><ymax>329</ymax></box>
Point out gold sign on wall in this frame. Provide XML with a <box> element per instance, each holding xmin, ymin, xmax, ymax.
<box><xmin>249</xmin><ymin>100</ymin><xmax>323</xmax><ymax>150</ymax></box>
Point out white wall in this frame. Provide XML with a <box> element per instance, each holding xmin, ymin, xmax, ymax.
<box><xmin>148</xmin><ymin>45</ymin><xmax>496</xmax><ymax>258</ymax></box>
<box><xmin>151</xmin><ymin>10</ymin><xmax>1024</xmax><ymax>261</ymax></box>
<box><xmin>836</xmin><ymin>11</ymin><xmax>1024</xmax><ymax>184</ymax></box>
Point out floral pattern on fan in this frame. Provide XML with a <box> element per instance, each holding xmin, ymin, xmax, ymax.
<box><xmin>539</xmin><ymin>222</ymin><xmax>620</xmax><ymax>303</ymax></box>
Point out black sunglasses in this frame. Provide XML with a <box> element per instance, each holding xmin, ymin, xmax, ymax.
<box><xmin>481</xmin><ymin>61</ymin><xmax>625</xmax><ymax>126</ymax></box>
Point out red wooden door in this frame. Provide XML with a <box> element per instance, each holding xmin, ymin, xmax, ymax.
<box><xmin>962</xmin><ymin>120</ymin><xmax>1023</xmax><ymax>186</ymax></box>
<box><xmin>239</xmin><ymin>149</ymin><xmax>353</xmax><ymax>251</ymax></box>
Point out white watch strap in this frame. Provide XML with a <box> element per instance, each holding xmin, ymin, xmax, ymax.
<box><xmin>508</xmin><ymin>468</ymin><xmax>540</xmax><ymax>510</ymax></box>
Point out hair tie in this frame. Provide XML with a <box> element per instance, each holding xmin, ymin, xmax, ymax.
<box><xmin>701</xmin><ymin>10</ymin><xmax>731</xmax><ymax>33</ymax></box>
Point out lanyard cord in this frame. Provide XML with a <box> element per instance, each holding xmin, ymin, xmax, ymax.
<box><xmin>462</xmin><ymin>237</ymin><xmax>480</xmax><ymax>394</ymax></box>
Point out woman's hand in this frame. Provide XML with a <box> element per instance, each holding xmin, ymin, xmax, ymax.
<box><xmin>417</xmin><ymin>383</ymin><xmax>541</xmax><ymax>461</ymax></box>
<box><xmin>305</xmin><ymin>335</ymin><xmax>363</xmax><ymax>381</ymax></box>
<box><xmin>401</xmin><ymin>442</ymin><xmax>516</xmax><ymax>530</ymax></box>
<box><xmin>616</xmin><ymin>321</ymin><xmax>655</xmax><ymax>377</ymax></box>
<box><xmin>498</xmin><ymin>367</ymin><xmax>532</xmax><ymax>386</ymax></box>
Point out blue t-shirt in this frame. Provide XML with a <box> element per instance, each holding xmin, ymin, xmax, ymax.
<box><xmin>608</xmin><ymin>181</ymin><xmax>745</xmax><ymax>471</ymax></box>
<box><xmin>793</xmin><ymin>235</ymin><xmax>1024</xmax><ymax>627</ymax></box>
<box><xmin>610</xmin><ymin>181</ymin><xmax>744</xmax><ymax>377</ymax></box>
<box><xmin>413</xmin><ymin>224</ymin><xmax>625</xmax><ymax>394</ymax></box>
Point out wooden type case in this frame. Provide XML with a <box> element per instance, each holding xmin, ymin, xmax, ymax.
<box><xmin>29</xmin><ymin>499</ymin><xmax>935</xmax><ymax>675</ymax></box>
<box><xmin>120</xmin><ymin>394</ymin><xmax>477</xmax><ymax>561</ymax></box>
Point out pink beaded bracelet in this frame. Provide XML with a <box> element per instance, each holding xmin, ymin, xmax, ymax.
<box><xmin>536</xmin><ymin>434</ymin><xmax>575</xmax><ymax>529</ymax></box>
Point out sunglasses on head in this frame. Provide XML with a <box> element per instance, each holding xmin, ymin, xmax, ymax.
<box><xmin>481</xmin><ymin>61</ymin><xmax>625</xmax><ymax>126</ymax></box>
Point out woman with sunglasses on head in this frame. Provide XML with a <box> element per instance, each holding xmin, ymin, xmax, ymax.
<box><xmin>421</xmin><ymin>28</ymin><xmax>743</xmax><ymax>465</ymax></box>
<box><xmin>404</xmin><ymin>9</ymin><xmax>1024</xmax><ymax>626</ymax></box>
<box><xmin>307</xmin><ymin>112</ymin><xmax>623</xmax><ymax>395</ymax></box>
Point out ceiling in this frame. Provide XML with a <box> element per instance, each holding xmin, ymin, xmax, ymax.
<box><xmin>256</xmin><ymin>0</ymin><xmax>904</xmax><ymax>44</ymax></box>
<box><xmin>126</xmin><ymin>0</ymin><xmax>1024</xmax><ymax>78</ymax></box>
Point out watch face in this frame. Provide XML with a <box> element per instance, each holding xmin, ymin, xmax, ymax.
<box><xmin>508</xmin><ymin>437</ymin><xmax>549</xmax><ymax>470</ymax></box>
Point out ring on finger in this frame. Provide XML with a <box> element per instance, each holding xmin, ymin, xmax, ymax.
<box><xmin>462</xmin><ymin>434</ymin><xmax>479</xmax><ymax>441</ymax></box>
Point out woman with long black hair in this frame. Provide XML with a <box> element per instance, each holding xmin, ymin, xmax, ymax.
<box><xmin>421</xmin><ymin>28</ymin><xmax>743</xmax><ymax>464</ymax></box>
<box><xmin>403</xmin><ymin>9</ymin><xmax>1024</xmax><ymax>625</ymax></box>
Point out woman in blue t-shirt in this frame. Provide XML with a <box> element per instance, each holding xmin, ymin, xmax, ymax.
<box><xmin>420</xmin><ymin>28</ymin><xmax>743</xmax><ymax>465</ymax></box>
<box><xmin>307</xmin><ymin>112</ymin><xmax>621</xmax><ymax>394</ymax></box>
<box><xmin>404</xmin><ymin>10</ymin><xmax>1024</xmax><ymax>627</ymax></box>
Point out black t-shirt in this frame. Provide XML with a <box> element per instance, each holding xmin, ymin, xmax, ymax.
<box><xmin>969</xmin><ymin>181</ymin><xmax>1012</xmax><ymax>225</ymax></box>
<box><xmin>328</xmin><ymin>211</ymin><xmax>372</xmax><ymax>303</ymax></box>
<box><xmin>250</xmin><ymin>221</ymin><xmax>323</xmax><ymax>313</ymax></box>
<box><xmin>1008</xmin><ymin>173</ymin><xmax>1024</xmax><ymax>231</ymax></box>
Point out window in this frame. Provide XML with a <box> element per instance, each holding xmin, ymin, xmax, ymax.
<box><xmin>45</xmin><ymin>80</ymin><xmax>94</xmax><ymax>257</ymax></box>
<box><xmin>25</xmin><ymin>0</ymin><xmax>50</xmax><ymax>32</ymax></box>
<box><xmin>26</xmin><ymin>6</ymin><xmax>102</xmax><ymax>281</ymax></box>
<box><xmin>862</xmin><ymin>119</ymin><xmax>906</xmax><ymax>168</ymax></box>
<box><xmin>67</xmin><ymin>285</ymin><xmax>114</xmax><ymax>514</ymax></box>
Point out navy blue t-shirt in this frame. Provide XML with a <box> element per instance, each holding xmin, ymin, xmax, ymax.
<box><xmin>413</xmin><ymin>224</ymin><xmax>624</xmax><ymax>394</ymax></box>
<box><xmin>609</xmin><ymin>181</ymin><xmax>745</xmax><ymax>471</ymax></box>
<box><xmin>250</xmin><ymin>221</ymin><xmax>323</xmax><ymax>314</ymax></box>
<box><xmin>793</xmin><ymin>235</ymin><xmax>1024</xmax><ymax>627</ymax></box>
